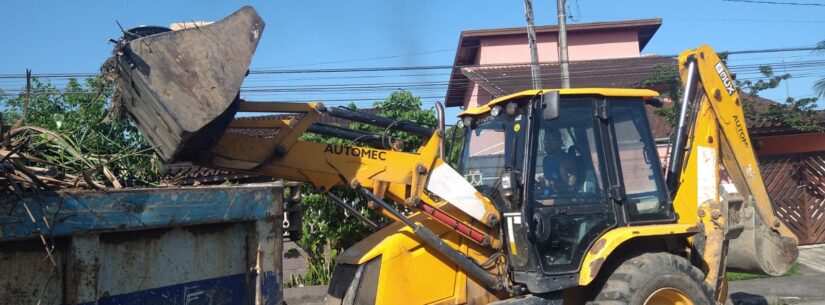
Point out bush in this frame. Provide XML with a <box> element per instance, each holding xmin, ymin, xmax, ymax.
<box><xmin>1</xmin><ymin>77</ymin><xmax>160</xmax><ymax>187</ymax></box>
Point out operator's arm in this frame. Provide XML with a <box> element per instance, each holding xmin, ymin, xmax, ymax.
<box><xmin>537</xmin><ymin>156</ymin><xmax>576</xmax><ymax>193</ymax></box>
<box><xmin>560</xmin><ymin>157</ymin><xmax>577</xmax><ymax>191</ymax></box>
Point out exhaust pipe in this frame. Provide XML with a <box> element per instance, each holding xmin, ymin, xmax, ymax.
<box><xmin>112</xmin><ymin>6</ymin><xmax>264</xmax><ymax>162</ymax></box>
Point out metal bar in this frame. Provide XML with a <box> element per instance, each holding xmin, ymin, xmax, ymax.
<box><xmin>307</xmin><ymin>123</ymin><xmax>393</xmax><ymax>149</ymax></box>
<box><xmin>228</xmin><ymin>118</ymin><xmax>288</xmax><ymax>129</ymax></box>
<box><xmin>666</xmin><ymin>57</ymin><xmax>698</xmax><ymax>196</ymax></box>
<box><xmin>326</xmin><ymin>193</ymin><xmax>379</xmax><ymax>229</ymax></box>
<box><xmin>67</xmin><ymin>234</ymin><xmax>100</xmax><ymax>304</ymax></box>
<box><xmin>325</xmin><ymin>107</ymin><xmax>434</xmax><ymax>138</ymax></box>
<box><xmin>255</xmin><ymin>186</ymin><xmax>283</xmax><ymax>305</ymax></box>
<box><xmin>356</xmin><ymin>187</ymin><xmax>503</xmax><ymax>291</ymax></box>
<box><xmin>238</xmin><ymin>101</ymin><xmax>321</xmax><ymax>113</ymax></box>
<box><xmin>1</xmin><ymin>185</ymin><xmax>282</xmax><ymax>241</ymax></box>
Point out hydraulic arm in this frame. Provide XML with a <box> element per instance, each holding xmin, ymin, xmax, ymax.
<box><xmin>668</xmin><ymin>45</ymin><xmax>798</xmax><ymax>289</ymax></box>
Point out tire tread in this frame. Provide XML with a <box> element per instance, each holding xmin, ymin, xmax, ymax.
<box><xmin>585</xmin><ymin>252</ymin><xmax>714</xmax><ymax>305</ymax></box>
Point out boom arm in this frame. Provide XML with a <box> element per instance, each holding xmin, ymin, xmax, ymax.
<box><xmin>203</xmin><ymin>101</ymin><xmax>502</xmax><ymax>246</ymax></box>
<box><xmin>669</xmin><ymin>45</ymin><xmax>798</xmax><ymax>288</ymax></box>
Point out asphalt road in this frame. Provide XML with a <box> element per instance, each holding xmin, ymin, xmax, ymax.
<box><xmin>727</xmin><ymin>245</ymin><xmax>825</xmax><ymax>305</ymax></box>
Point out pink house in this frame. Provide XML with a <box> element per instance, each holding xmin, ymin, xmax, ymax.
<box><xmin>444</xmin><ymin>19</ymin><xmax>665</xmax><ymax>109</ymax></box>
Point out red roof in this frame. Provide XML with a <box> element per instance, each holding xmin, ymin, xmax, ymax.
<box><xmin>648</xmin><ymin>93</ymin><xmax>825</xmax><ymax>139</ymax></box>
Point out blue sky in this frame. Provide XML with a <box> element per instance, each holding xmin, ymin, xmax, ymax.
<box><xmin>1</xmin><ymin>0</ymin><xmax>824</xmax><ymax>119</ymax></box>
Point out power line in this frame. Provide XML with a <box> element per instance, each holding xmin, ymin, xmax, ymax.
<box><xmin>252</xmin><ymin>49</ymin><xmax>453</xmax><ymax>69</ymax></box>
<box><xmin>1</xmin><ymin>45</ymin><xmax>823</xmax><ymax>79</ymax></box>
<box><xmin>723</xmin><ymin>46</ymin><xmax>824</xmax><ymax>55</ymax></box>
<box><xmin>580</xmin><ymin>15</ymin><xmax>825</xmax><ymax>24</ymax></box>
<box><xmin>4</xmin><ymin>64</ymin><xmax>823</xmax><ymax>96</ymax></box>
<box><xmin>3</xmin><ymin>63</ymin><xmax>824</xmax><ymax>95</ymax></box>
<box><xmin>722</xmin><ymin>0</ymin><xmax>825</xmax><ymax>6</ymax></box>
<box><xmin>3</xmin><ymin>57</ymin><xmax>823</xmax><ymax>91</ymax></box>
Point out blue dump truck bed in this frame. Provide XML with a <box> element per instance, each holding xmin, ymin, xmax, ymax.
<box><xmin>0</xmin><ymin>183</ymin><xmax>284</xmax><ymax>305</ymax></box>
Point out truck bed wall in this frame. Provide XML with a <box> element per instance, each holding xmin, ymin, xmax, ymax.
<box><xmin>0</xmin><ymin>185</ymin><xmax>284</xmax><ymax>305</ymax></box>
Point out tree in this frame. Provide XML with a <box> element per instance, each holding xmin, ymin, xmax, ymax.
<box><xmin>1</xmin><ymin>77</ymin><xmax>160</xmax><ymax>187</ymax></box>
<box><xmin>643</xmin><ymin>62</ymin><xmax>822</xmax><ymax>132</ymax></box>
<box><xmin>815</xmin><ymin>40</ymin><xmax>825</xmax><ymax>100</ymax></box>
<box><xmin>290</xmin><ymin>90</ymin><xmax>437</xmax><ymax>286</ymax></box>
<box><xmin>639</xmin><ymin>65</ymin><xmax>682</xmax><ymax>126</ymax></box>
<box><xmin>738</xmin><ymin>65</ymin><xmax>822</xmax><ymax>132</ymax></box>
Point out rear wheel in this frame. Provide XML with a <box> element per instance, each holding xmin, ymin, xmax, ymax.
<box><xmin>587</xmin><ymin>252</ymin><xmax>714</xmax><ymax>305</ymax></box>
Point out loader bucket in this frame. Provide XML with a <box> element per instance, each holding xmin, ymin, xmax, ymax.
<box><xmin>113</xmin><ymin>6</ymin><xmax>264</xmax><ymax>162</ymax></box>
<box><xmin>726</xmin><ymin>195</ymin><xmax>798</xmax><ymax>276</ymax></box>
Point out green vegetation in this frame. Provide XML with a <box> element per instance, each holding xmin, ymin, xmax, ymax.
<box><xmin>814</xmin><ymin>40</ymin><xmax>825</xmax><ymax>100</ymax></box>
<box><xmin>0</xmin><ymin>77</ymin><xmax>160</xmax><ymax>187</ymax></box>
<box><xmin>639</xmin><ymin>65</ymin><xmax>683</xmax><ymax>127</ymax></box>
<box><xmin>726</xmin><ymin>262</ymin><xmax>801</xmax><ymax>281</ymax></box>
<box><xmin>642</xmin><ymin>62</ymin><xmax>822</xmax><ymax>132</ymax></box>
<box><xmin>285</xmin><ymin>249</ymin><xmax>338</xmax><ymax>288</ymax></box>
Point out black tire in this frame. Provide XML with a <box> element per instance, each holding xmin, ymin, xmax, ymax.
<box><xmin>587</xmin><ymin>252</ymin><xmax>715</xmax><ymax>305</ymax></box>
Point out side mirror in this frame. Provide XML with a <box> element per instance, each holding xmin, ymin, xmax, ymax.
<box><xmin>542</xmin><ymin>91</ymin><xmax>560</xmax><ymax>120</ymax></box>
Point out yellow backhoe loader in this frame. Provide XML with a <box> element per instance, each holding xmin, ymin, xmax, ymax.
<box><xmin>108</xmin><ymin>6</ymin><xmax>798</xmax><ymax>305</ymax></box>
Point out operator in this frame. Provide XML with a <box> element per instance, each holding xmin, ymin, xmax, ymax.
<box><xmin>537</xmin><ymin>129</ymin><xmax>577</xmax><ymax>196</ymax></box>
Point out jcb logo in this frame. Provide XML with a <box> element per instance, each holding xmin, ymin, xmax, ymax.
<box><xmin>715</xmin><ymin>62</ymin><xmax>736</xmax><ymax>96</ymax></box>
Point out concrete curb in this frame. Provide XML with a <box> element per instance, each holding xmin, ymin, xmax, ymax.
<box><xmin>283</xmin><ymin>285</ymin><xmax>328</xmax><ymax>305</ymax></box>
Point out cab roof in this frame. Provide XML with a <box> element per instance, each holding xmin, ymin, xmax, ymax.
<box><xmin>458</xmin><ymin>88</ymin><xmax>659</xmax><ymax>116</ymax></box>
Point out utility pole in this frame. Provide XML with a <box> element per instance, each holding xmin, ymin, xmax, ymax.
<box><xmin>523</xmin><ymin>0</ymin><xmax>542</xmax><ymax>90</ymax></box>
<box><xmin>556</xmin><ymin>0</ymin><xmax>571</xmax><ymax>88</ymax></box>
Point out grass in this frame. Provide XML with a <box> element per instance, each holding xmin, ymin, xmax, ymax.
<box><xmin>284</xmin><ymin>249</ymin><xmax>338</xmax><ymax>288</ymax></box>
<box><xmin>726</xmin><ymin>262</ymin><xmax>802</xmax><ymax>281</ymax></box>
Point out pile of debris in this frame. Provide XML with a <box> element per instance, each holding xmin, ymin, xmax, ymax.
<box><xmin>0</xmin><ymin>69</ymin><xmax>156</xmax><ymax>195</ymax></box>
<box><xmin>0</xmin><ymin>126</ymin><xmax>126</xmax><ymax>194</ymax></box>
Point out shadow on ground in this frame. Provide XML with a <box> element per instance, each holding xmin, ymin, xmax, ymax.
<box><xmin>728</xmin><ymin>292</ymin><xmax>770</xmax><ymax>305</ymax></box>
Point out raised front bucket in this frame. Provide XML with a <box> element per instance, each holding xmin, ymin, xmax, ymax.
<box><xmin>726</xmin><ymin>195</ymin><xmax>798</xmax><ymax>276</ymax></box>
<box><xmin>114</xmin><ymin>6</ymin><xmax>264</xmax><ymax>162</ymax></box>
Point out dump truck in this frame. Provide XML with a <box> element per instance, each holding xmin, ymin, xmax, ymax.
<box><xmin>108</xmin><ymin>6</ymin><xmax>799</xmax><ymax>305</ymax></box>
<box><xmin>0</xmin><ymin>183</ymin><xmax>294</xmax><ymax>305</ymax></box>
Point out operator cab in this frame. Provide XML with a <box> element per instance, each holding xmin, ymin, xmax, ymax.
<box><xmin>458</xmin><ymin>89</ymin><xmax>673</xmax><ymax>293</ymax></box>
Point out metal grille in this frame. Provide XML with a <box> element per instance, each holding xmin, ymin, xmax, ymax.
<box><xmin>762</xmin><ymin>152</ymin><xmax>825</xmax><ymax>245</ymax></box>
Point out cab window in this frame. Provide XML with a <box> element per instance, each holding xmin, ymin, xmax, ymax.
<box><xmin>611</xmin><ymin>100</ymin><xmax>672</xmax><ymax>222</ymax></box>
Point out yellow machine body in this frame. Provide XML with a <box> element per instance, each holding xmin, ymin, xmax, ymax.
<box><xmin>111</xmin><ymin>6</ymin><xmax>798</xmax><ymax>304</ymax></box>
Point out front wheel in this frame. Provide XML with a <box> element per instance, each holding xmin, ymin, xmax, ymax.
<box><xmin>587</xmin><ymin>252</ymin><xmax>714</xmax><ymax>305</ymax></box>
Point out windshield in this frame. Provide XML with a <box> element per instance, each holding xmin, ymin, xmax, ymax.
<box><xmin>533</xmin><ymin>99</ymin><xmax>606</xmax><ymax>205</ymax></box>
<box><xmin>460</xmin><ymin>112</ymin><xmax>525</xmax><ymax>197</ymax></box>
